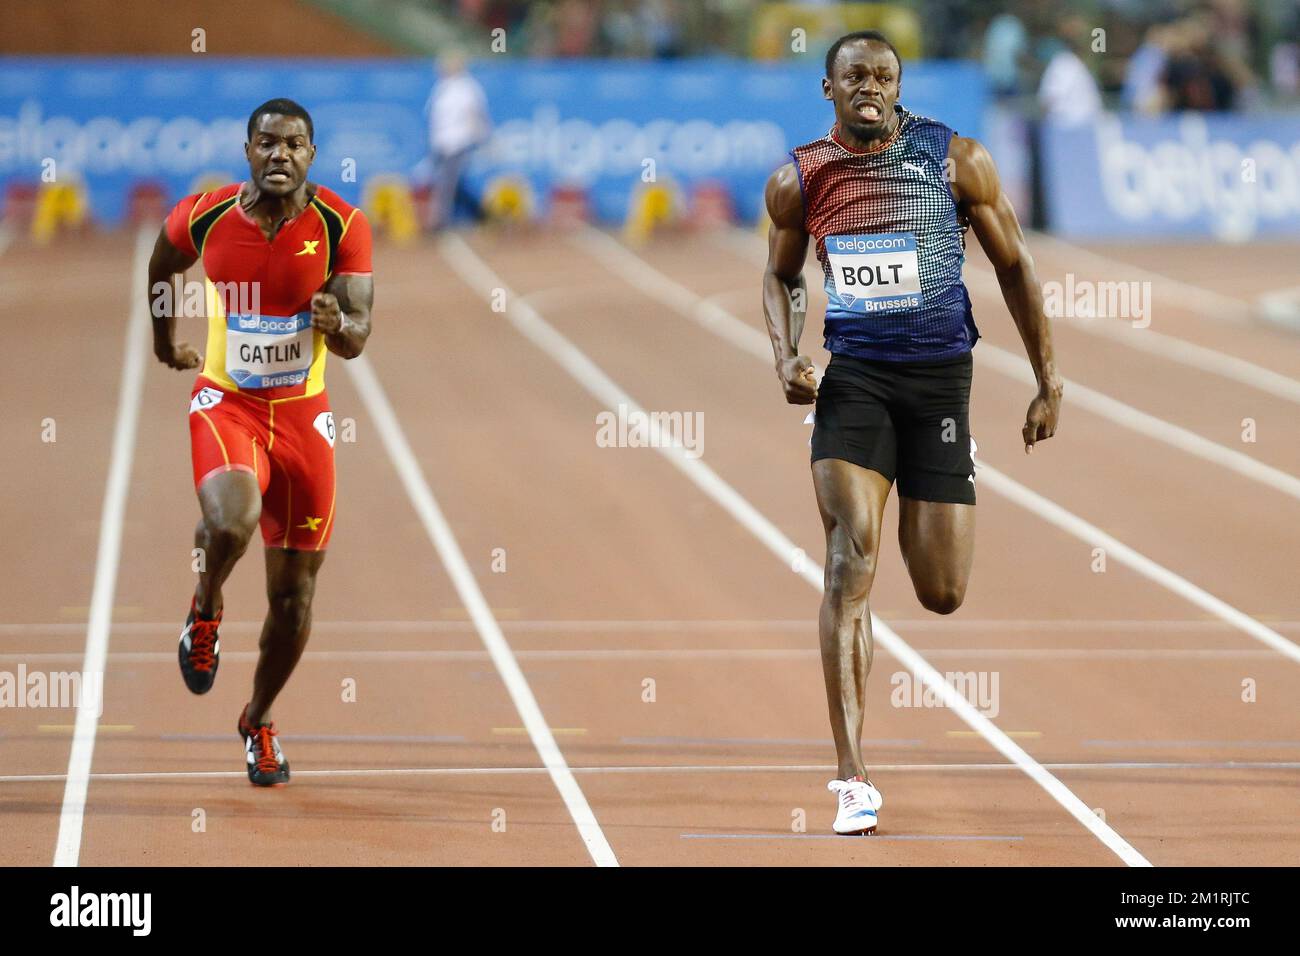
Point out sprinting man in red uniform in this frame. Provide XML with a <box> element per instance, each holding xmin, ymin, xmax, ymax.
<box><xmin>147</xmin><ymin>99</ymin><xmax>374</xmax><ymax>785</ymax></box>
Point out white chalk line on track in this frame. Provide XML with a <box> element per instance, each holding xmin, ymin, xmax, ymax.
<box><xmin>10</xmin><ymin>617</ymin><xmax>1298</xmax><ymax>635</ymax></box>
<box><xmin>51</xmin><ymin>227</ymin><xmax>153</xmax><ymax>868</ymax></box>
<box><xmin>975</xmin><ymin>471</ymin><xmax>1300</xmax><ymax>665</ymax></box>
<box><xmin>680</xmin><ymin>833</ymin><xmax>1026</xmax><ymax>841</ymax></box>
<box><xmin>3</xmin><ymin>760</ymin><xmax>1296</xmax><ymax>785</ymax></box>
<box><xmin>1027</xmin><ymin>231</ymin><xmax>1300</xmax><ymax>336</ymax></box>
<box><xmin>1023</xmin><ymin>231</ymin><xmax>1255</xmax><ymax>324</ymax></box>
<box><xmin>345</xmin><ymin>355</ymin><xmax>618</xmax><ymax>867</ymax></box>
<box><xmin>587</xmin><ymin>227</ymin><xmax>1300</xmax><ymax>667</ymax></box>
<box><xmin>963</xmin><ymin>267</ymin><xmax>1300</xmax><ymax>407</ymax></box>
<box><xmin>977</xmin><ymin>327</ymin><xmax>1300</xmax><ymax>503</ymax></box>
<box><xmin>0</xmin><ymin>647</ymin><xmax>1281</xmax><ymax>663</ymax></box>
<box><xmin>717</xmin><ymin>227</ymin><xmax>1300</xmax><ymax>502</ymax></box>
<box><xmin>439</xmin><ymin>233</ymin><xmax>1153</xmax><ymax>868</ymax></box>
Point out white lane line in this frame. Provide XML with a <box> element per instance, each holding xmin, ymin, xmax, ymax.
<box><xmin>975</xmin><ymin>466</ymin><xmax>1300</xmax><ymax>665</ymax></box>
<box><xmin>1024</xmin><ymin>231</ymin><xmax>1254</xmax><ymax>323</ymax></box>
<box><xmin>594</xmin><ymin>227</ymin><xmax>1300</xmax><ymax>667</ymax></box>
<box><xmin>345</xmin><ymin>355</ymin><xmax>618</xmax><ymax>867</ymax></box>
<box><xmin>1258</xmin><ymin>288</ymin><xmax>1300</xmax><ymax>330</ymax></box>
<box><xmin>976</xmin><ymin>342</ymin><xmax>1300</xmax><ymax>502</ymax></box>
<box><xmin>440</xmin><ymin>233</ymin><xmax>1152</xmax><ymax>868</ymax></box>
<box><xmin>52</xmin><ymin>227</ymin><xmax>153</xmax><ymax>867</ymax></box>
<box><xmin>1260</xmin><ymin>282</ymin><xmax>1300</xmax><ymax>298</ymax></box>
<box><xmin>680</xmin><ymin>833</ymin><xmax>1026</xmax><ymax>841</ymax></box>
<box><xmin>1083</xmin><ymin>739</ymin><xmax>1300</xmax><ymax>749</ymax></box>
<box><xmin>6</xmin><ymin>760</ymin><xmax>1294</xmax><ymax>784</ymax></box>
<box><xmin>713</xmin><ymin>227</ymin><xmax>1300</xmax><ymax>500</ymax></box>
<box><xmin>830</xmin><ymin>619</ymin><xmax>1300</xmax><ymax>631</ymax></box>
<box><xmin>962</xmin><ymin>265</ymin><xmax>1300</xmax><ymax>406</ymax></box>
<box><xmin>1258</xmin><ymin>282</ymin><xmax>1300</xmax><ymax>318</ymax></box>
<box><xmin>6</xmin><ymin>617</ymin><xmax>1299</xmax><ymax>635</ymax></box>
<box><xmin>0</xmin><ymin>647</ymin><xmax>1280</xmax><ymax>664</ymax></box>
<box><xmin>3</xmin><ymin>618</ymin><xmax>829</xmax><ymax>635</ymax></box>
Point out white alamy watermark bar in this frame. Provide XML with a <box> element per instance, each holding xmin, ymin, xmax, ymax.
<box><xmin>49</xmin><ymin>886</ymin><xmax>151</xmax><ymax>936</ymax></box>
<box><xmin>890</xmin><ymin>669</ymin><xmax>1000</xmax><ymax>718</ymax></box>
<box><xmin>1042</xmin><ymin>272</ymin><xmax>1152</xmax><ymax>328</ymax></box>
<box><xmin>596</xmin><ymin>403</ymin><xmax>705</xmax><ymax>459</ymax></box>
<box><xmin>150</xmin><ymin>277</ymin><xmax>261</xmax><ymax>319</ymax></box>
<box><xmin>0</xmin><ymin>666</ymin><xmax>104</xmax><ymax>717</ymax></box>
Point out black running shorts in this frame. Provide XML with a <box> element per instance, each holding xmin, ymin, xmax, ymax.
<box><xmin>811</xmin><ymin>351</ymin><xmax>976</xmax><ymax>505</ymax></box>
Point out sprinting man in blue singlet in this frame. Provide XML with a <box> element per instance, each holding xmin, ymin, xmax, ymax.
<box><xmin>762</xmin><ymin>31</ymin><xmax>1064</xmax><ymax>835</ymax></box>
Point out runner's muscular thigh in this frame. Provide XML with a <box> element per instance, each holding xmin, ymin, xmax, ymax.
<box><xmin>897</xmin><ymin>497</ymin><xmax>974</xmax><ymax>601</ymax></box>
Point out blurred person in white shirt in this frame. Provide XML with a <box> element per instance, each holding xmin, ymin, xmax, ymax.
<box><xmin>426</xmin><ymin>52</ymin><xmax>491</xmax><ymax>231</ymax></box>
<box><xmin>1037</xmin><ymin>15</ymin><xmax>1103</xmax><ymax>127</ymax></box>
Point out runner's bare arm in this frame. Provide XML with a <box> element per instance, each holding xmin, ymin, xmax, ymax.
<box><xmin>147</xmin><ymin>226</ymin><xmax>203</xmax><ymax>371</ymax></box>
<box><xmin>764</xmin><ymin>162</ymin><xmax>817</xmax><ymax>405</ymax></box>
<box><xmin>311</xmin><ymin>273</ymin><xmax>373</xmax><ymax>359</ymax></box>
<box><xmin>949</xmin><ymin>135</ymin><xmax>1063</xmax><ymax>452</ymax></box>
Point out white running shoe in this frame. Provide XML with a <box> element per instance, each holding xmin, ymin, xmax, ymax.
<box><xmin>828</xmin><ymin>776</ymin><xmax>883</xmax><ymax>835</ymax></box>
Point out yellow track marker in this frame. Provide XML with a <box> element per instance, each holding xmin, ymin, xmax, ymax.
<box><xmin>40</xmin><ymin>725</ymin><xmax>134</xmax><ymax>734</ymax></box>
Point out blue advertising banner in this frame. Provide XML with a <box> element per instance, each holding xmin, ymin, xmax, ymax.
<box><xmin>471</xmin><ymin>59</ymin><xmax>985</xmax><ymax>223</ymax></box>
<box><xmin>0</xmin><ymin>57</ymin><xmax>986</xmax><ymax>226</ymax></box>
<box><xmin>1042</xmin><ymin>113</ymin><xmax>1300</xmax><ymax>241</ymax></box>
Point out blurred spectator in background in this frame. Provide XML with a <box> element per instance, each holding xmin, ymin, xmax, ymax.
<box><xmin>1123</xmin><ymin>20</ymin><xmax>1178</xmax><ymax>113</ymax></box>
<box><xmin>454</xmin><ymin>0</ymin><xmax>696</xmax><ymax>58</ymax></box>
<box><xmin>517</xmin><ymin>0</ymin><xmax>600</xmax><ymax>57</ymax></box>
<box><xmin>983</xmin><ymin>10</ymin><xmax>1030</xmax><ymax>97</ymax></box>
<box><xmin>1272</xmin><ymin>37</ymin><xmax>1300</xmax><ymax>98</ymax></box>
<box><xmin>1037</xmin><ymin>14</ymin><xmax>1102</xmax><ymax>125</ymax></box>
<box><xmin>426</xmin><ymin>52</ymin><xmax>491</xmax><ymax>231</ymax></box>
<box><xmin>636</xmin><ymin>0</ymin><xmax>685</xmax><ymax>58</ymax></box>
<box><xmin>438</xmin><ymin>0</ymin><xmax>1297</xmax><ymax>108</ymax></box>
<box><xmin>1161</xmin><ymin>10</ymin><xmax>1252</xmax><ymax>111</ymax></box>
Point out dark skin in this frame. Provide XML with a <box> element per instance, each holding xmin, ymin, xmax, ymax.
<box><xmin>147</xmin><ymin>112</ymin><xmax>374</xmax><ymax>725</ymax></box>
<box><xmin>763</xmin><ymin>39</ymin><xmax>1063</xmax><ymax>780</ymax></box>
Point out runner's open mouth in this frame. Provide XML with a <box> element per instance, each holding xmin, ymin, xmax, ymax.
<box><xmin>855</xmin><ymin>102</ymin><xmax>883</xmax><ymax>122</ymax></box>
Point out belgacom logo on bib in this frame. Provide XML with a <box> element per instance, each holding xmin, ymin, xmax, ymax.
<box><xmin>189</xmin><ymin>387</ymin><xmax>224</xmax><ymax>414</ymax></box>
<box><xmin>313</xmin><ymin>411</ymin><xmax>336</xmax><ymax>447</ymax></box>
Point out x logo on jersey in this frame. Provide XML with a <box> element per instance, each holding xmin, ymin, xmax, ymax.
<box><xmin>297</xmin><ymin>516</ymin><xmax>323</xmax><ymax>532</ymax></box>
<box><xmin>295</xmin><ymin>240</ymin><xmax>319</xmax><ymax>256</ymax></box>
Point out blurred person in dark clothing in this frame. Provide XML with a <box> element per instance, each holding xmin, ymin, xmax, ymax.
<box><xmin>1161</xmin><ymin>13</ymin><xmax>1247</xmax><ymax>111</ymax></box>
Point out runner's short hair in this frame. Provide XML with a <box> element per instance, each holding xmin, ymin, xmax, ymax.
<box><xmin>825</xmin><ymin>31</ymin><xmax>903</xmax><ymax>81</ymax></box>
<box><xmin>247</xmin><ymin>98</ymin><xmax>314</xmax><ymax>142</ymax></box>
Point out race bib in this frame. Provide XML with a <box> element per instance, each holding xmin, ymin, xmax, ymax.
<box><xmin>225</xmin><ymin>312</ymin><xmax>314</xmax><ymax>389</ymax></box>
<box><xmin>825</xmin><ymin>233</ymin><xmax>923</xmax><ymax>313</ymax></box>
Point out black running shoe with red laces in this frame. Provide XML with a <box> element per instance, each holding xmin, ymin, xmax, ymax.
<box><xmin>238</xmin><ymin>704</ymin><xmax>290</xmax><ymax>786</ymax></box>
<box><xmin>178</xmin><ymin>599</ymin><xmax>221</xmax><ymax>694</ymax></box>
